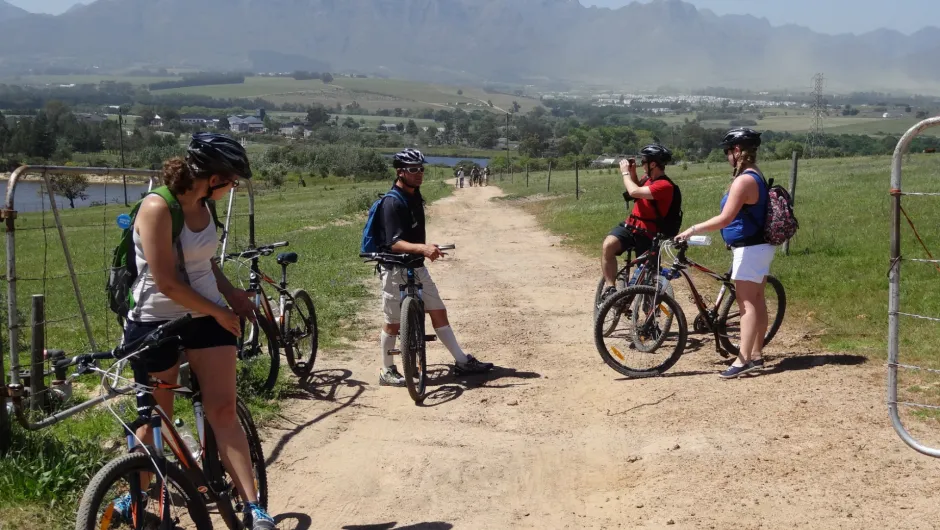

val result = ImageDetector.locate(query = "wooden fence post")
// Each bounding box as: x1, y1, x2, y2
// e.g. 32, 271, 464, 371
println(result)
783, 150, 799, 256
575, 161, 580, 200
547, 162, 552, 192
526, 164, 529, 187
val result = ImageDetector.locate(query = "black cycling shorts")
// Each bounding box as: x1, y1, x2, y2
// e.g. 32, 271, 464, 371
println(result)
123, 316, 237, 374
607, 223, 653, 257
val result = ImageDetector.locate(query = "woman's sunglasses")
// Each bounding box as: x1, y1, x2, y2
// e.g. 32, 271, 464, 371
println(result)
401, 167, 425, 174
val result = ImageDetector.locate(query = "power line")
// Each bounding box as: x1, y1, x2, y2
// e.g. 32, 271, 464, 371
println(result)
809, 73, 825, 158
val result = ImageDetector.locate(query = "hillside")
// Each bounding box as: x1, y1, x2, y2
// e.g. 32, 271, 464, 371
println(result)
1, 0, 939, 91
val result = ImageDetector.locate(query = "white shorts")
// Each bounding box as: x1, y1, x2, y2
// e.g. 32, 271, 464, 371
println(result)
731, 244, 776, 283
379, 266, 446, 324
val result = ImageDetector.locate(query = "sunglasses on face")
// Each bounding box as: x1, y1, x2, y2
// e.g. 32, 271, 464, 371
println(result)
402, 167, 425, 174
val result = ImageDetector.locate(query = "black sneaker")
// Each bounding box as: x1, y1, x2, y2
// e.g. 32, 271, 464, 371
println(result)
597, 286, 618, 309
752, 359, 766, 370
454, 355, 494, 375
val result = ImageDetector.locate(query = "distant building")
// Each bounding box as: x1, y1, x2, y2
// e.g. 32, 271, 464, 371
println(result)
180, 115, 217, 126
279, 123, 305, 136
151, 114, 164, 127
229, 115, 266, 133
379, 123, 400, 133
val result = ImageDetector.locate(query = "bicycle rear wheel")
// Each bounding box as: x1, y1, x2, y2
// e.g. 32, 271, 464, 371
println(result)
716, 275, 786, 358
75, 449, 212, 530
594, 285, 687, 378
237, 310, 281, 393
203, 398, 268, 511
399, 297, 427, 403
284, 289, 319, 378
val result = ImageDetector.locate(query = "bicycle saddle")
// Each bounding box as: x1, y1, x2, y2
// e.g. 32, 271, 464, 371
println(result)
277, 252, 299, 265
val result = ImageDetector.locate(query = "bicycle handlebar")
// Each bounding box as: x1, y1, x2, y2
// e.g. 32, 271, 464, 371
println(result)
359, 252, 426, 267
54, 314, 193, 371
224, 241, 289, 261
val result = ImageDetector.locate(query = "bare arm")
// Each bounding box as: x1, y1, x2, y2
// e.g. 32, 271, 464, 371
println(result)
136, 196, 228, 319
390, 240, 442, 261
620, 160, 655, 200
211, 259, 237, 298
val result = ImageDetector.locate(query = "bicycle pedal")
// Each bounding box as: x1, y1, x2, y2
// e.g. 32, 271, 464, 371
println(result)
388, 349, 401, 356
424, 335, 437, 342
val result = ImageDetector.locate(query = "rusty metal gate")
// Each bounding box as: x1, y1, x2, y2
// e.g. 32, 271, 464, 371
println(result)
888, 117, 940, 457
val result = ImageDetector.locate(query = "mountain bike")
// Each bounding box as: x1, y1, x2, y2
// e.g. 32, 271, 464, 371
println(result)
225, 241, 319, 392
594, 239, 786, 377
359, 246, 454, 404
594, 233, 676, 336
56, 315, 267, 530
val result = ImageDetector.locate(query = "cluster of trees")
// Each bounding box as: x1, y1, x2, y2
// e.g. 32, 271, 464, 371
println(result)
148, 73, 246, 91
259, 144, 389, 180
289, 71, 334, 83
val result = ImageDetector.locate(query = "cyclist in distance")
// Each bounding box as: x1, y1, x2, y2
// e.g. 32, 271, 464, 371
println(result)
375, 148, 494, 386
124, 133, 277, 529
676, 128, 773, 379
599, 144, 677, 305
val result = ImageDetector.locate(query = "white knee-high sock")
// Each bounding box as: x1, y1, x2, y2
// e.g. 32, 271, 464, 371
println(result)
435, 326, 469, 363
380, 332, 397, 369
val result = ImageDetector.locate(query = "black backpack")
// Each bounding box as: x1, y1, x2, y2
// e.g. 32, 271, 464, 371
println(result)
627, 176, 683, 238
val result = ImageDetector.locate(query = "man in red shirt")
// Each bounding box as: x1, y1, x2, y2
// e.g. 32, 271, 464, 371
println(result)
599, 144, 675, 303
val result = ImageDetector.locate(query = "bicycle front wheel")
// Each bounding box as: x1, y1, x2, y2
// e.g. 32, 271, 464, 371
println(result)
237, 311, 281, 393
284, 289, 319, 378
594, 285, 687, 378
75, 449, 212, 530
399, 297, 427, 403
716, 275, 786, 358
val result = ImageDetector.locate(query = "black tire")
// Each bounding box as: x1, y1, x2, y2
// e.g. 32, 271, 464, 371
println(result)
237, 309, 280, 393
716, 275, 787, 358
202, 399, 268, 511
594, 285, 687, 378
75, 450, 212, 530
284, 289, 319, 378
399, 297, 427, 404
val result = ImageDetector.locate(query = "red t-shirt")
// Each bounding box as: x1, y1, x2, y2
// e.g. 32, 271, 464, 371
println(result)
626, 177, 674, 235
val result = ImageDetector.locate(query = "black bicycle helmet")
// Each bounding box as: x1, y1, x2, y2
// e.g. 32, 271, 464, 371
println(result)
187, 132, 252, 179
392, 148, 426, 168
719, 128, 762, 150
639, 144, 673, 165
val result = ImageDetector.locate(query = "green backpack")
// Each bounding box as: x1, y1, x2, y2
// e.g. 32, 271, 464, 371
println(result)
107, 186, 187, 319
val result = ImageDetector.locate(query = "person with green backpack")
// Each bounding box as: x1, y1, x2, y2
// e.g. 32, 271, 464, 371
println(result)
111, 133, 277, 529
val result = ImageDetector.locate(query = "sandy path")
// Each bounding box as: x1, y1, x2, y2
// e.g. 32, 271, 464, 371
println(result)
261, 186, 940, 530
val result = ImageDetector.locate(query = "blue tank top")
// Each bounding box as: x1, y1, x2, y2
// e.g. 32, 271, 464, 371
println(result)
720, 170, 768, 247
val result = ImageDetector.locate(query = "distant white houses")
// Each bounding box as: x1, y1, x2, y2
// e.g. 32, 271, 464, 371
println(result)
180, 115, 219, 127
379, 123, 400, 133
278, 123, 305, 136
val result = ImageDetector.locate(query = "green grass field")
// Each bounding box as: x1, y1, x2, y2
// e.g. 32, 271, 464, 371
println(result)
0, 172, 452, 528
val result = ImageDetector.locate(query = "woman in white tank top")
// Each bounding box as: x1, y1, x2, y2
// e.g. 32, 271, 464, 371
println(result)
124, 133, 277, 529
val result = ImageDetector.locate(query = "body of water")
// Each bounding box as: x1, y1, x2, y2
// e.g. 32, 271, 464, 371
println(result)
0, 181, 151, 212
383, 154, 490, 167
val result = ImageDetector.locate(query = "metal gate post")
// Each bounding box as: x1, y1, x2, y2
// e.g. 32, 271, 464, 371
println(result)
4, 166, 161, 381
888, 117, 940, 458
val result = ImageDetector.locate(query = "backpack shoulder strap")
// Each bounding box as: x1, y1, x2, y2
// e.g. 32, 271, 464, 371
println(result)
148, 186, 185, 241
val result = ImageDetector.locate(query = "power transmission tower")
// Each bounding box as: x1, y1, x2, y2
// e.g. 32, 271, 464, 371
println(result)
809, 73, 825, 158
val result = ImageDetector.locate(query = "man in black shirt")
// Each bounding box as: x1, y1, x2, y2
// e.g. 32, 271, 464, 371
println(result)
376, 148, 494, 386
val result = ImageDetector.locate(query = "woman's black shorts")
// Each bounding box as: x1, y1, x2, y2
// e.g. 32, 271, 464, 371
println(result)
123, 316, 237, 374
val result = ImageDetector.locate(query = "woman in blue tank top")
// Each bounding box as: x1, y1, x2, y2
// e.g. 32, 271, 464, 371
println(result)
676, 128, 775, 379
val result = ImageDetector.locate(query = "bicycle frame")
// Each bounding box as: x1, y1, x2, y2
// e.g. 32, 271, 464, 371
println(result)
663, 244, 736, 353
243, 260, 296, 348
126, 374, 243, 530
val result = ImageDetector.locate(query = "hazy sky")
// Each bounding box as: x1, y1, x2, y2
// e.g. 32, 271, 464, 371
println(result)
10, 0, 940, 35
585, 0, 939, 35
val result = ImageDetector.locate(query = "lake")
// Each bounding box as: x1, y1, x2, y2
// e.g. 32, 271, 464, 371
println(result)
0, 181, 151, 212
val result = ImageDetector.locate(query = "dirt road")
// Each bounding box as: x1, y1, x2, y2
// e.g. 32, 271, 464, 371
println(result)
262, 186, 940, 529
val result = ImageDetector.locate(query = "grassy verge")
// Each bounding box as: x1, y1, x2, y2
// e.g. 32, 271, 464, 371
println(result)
0, 174, 452, 528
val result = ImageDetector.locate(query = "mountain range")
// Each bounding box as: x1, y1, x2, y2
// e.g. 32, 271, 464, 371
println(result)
1, 0, 940, 91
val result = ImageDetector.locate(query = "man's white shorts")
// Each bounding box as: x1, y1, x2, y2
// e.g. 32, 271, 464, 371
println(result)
379, 266, 446, 324
731, 244, 776, 283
